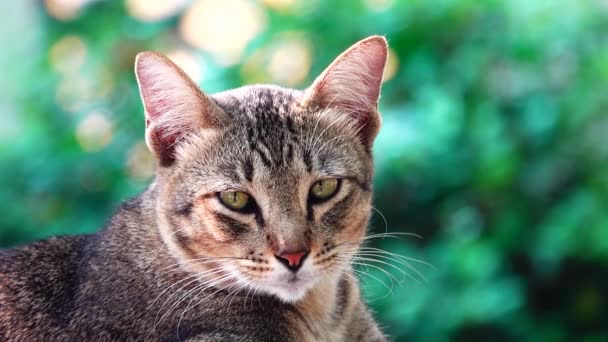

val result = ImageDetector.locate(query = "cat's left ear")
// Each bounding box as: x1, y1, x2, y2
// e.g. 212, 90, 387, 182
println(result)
302, 36, 388, 149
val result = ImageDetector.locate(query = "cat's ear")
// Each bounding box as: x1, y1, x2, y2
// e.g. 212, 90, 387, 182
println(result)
135, 51, 227, 166
302, 36, 388, 149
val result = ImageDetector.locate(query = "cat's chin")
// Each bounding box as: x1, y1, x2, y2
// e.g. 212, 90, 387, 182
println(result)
269, 280, 315, 303
261, 277, 318, 303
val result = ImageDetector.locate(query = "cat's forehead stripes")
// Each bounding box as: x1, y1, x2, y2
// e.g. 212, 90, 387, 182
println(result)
209, 86, 370, 185
212, 85, 300, 118
212, 85, 310, 172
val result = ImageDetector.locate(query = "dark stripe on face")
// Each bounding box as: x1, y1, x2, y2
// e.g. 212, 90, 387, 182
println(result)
306, 200, 314, 222
302, 149, 313, 172
321, 190, 355, 228
173, 202, 193, 216
174, 230, 190, 246
173, 230, 198, 257
243, 158, 254, 182
215, 212, 251, 237
254, 211, 265, 228
253, 146, 272, 167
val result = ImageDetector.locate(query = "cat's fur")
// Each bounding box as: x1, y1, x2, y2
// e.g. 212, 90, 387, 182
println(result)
0, 36, 389, 341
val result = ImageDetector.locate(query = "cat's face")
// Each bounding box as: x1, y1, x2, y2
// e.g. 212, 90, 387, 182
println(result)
135, 37, 387, 302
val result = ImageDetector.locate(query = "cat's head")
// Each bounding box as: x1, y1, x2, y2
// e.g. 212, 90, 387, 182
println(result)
135, 36, 387, 303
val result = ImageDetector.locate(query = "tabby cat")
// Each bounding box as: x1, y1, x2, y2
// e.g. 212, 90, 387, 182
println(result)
0, 36, 389, 341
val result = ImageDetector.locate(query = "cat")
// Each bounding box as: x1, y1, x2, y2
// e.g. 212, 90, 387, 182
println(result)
0, 36, 389, 341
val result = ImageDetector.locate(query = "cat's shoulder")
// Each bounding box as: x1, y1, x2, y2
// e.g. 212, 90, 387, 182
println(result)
0, 235, 89, 274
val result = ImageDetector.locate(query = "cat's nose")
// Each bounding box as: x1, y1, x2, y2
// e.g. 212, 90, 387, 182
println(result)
275, 250, 309, 272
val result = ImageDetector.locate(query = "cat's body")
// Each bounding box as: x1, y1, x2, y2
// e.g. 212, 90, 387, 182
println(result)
0, 37, 389, 341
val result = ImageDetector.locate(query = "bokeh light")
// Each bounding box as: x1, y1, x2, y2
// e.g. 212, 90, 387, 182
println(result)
125, 0, 189, 22
267, 35, 312, 86
55, 75, 95, 113
179, 0, 267, 65
49, 35, 87, 74
75, 111, 113, 151
383, 48, 399, 83
262, 0, 296, 12
44, 0, 93, 21
126, 141, 155, 180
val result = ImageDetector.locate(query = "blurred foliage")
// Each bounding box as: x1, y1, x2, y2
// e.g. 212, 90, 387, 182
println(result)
1, 0, 608, 341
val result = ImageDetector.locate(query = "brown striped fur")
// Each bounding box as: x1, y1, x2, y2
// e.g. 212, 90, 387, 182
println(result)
0, 36, 389, 341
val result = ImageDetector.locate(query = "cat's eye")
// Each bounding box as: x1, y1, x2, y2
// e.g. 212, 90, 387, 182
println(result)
219, 191, 251, 211
310, 178, 340, 202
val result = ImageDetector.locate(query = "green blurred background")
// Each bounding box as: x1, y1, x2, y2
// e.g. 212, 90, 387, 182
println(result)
1, 0, 607, 341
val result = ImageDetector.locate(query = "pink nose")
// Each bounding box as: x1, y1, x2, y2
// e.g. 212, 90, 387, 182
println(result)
275, 251, 309, 272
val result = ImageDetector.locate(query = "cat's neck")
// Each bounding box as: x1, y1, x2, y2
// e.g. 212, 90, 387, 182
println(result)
292, 270, 359, 340
101, 183, 180, 273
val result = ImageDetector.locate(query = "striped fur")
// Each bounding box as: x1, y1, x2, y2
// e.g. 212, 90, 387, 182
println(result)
0, 36, 389, 341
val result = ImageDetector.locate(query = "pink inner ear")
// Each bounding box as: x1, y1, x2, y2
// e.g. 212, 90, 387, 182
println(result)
137, 70, 171, 122
146, 98, 168, 120
136, 52, 206, 166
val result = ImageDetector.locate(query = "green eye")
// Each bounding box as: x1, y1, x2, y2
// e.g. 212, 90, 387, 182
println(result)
310, 178, 339, 201
219, 191, 250, 210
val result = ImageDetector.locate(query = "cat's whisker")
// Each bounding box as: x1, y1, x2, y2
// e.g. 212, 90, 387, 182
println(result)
330, 248, 422, 290
156, 255, 243, 275
185, 275, 241, 316
225, 279, 246, 311
353, 251, 428, 283
361, 232, 424, 240
176, 279, 225, 338
156, 258, 230, 277
331, 232, 423, 253
349, 257, 401, 288
356, 246, 435, 269
149, 266, 227, 310
178, 277, 244, 337
154, 268, 229, 326
244, 282, 255, 311
352, 255, 422, 285
147, 226, 193, 270
331, 259, 395, 298
336, 244, 431, 283
371, 206, 389, 235
171, 277, 233, 339
187, 275, 239, 314
146, 273, 205, 339
153, 272, 235, 336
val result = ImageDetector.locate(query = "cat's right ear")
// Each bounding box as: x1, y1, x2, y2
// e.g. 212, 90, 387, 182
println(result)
135, 52, 227, 167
